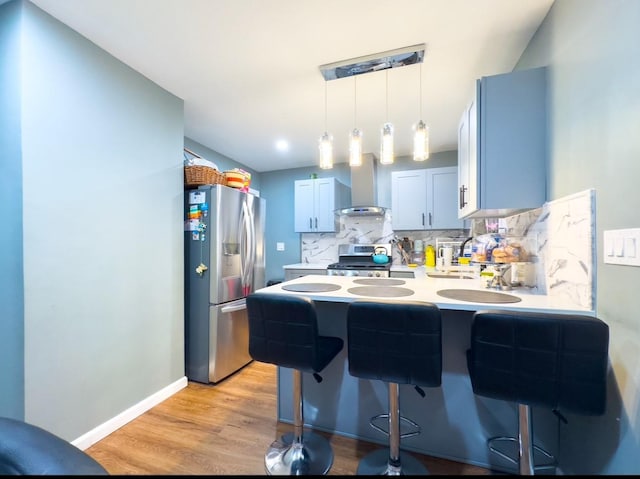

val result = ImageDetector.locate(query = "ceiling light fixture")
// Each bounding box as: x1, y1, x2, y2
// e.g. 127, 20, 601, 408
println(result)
349, 75, 362, 167
319, 44, 425, 81
319, 81, 333, 169
318, 43, 425, 165
413, 60, 429, 161
380, 70, 394, 165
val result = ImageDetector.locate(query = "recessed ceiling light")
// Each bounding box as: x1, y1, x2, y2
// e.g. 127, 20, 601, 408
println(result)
275, 139, 289, 152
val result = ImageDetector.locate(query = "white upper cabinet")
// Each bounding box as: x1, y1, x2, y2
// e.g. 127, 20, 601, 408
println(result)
458, 66, 547, 219
294, 177, 350, 232
391, 167, 464, 231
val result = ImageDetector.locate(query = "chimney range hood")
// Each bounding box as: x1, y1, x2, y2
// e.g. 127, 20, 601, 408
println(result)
338, 153, 386, 217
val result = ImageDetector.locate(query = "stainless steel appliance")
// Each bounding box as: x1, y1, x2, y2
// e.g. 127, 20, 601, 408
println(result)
184, 184, 265, 383
327, 243, 392, 277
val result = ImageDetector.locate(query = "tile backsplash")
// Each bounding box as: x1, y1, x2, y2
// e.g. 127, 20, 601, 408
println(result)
300, 209, 468, 264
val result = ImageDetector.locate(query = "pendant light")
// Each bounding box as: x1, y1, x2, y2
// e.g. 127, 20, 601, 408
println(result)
319, 81, 333, 169
413, 61, 429, 161
349, 75, 363, 167
380, 70, 394, 165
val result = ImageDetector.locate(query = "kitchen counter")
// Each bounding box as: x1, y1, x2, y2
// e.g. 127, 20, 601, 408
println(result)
282, 262, 332, 269
257, 270, 594, 315
255, 273, 593, 473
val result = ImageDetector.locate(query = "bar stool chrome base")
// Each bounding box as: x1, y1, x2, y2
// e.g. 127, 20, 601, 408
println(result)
488, 436, 556, 474
265, 431, 334, 475
356, 448, 427, 475
487, 404, 556, 475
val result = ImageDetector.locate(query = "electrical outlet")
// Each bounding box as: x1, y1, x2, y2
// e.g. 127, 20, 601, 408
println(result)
276, 242, 285, 251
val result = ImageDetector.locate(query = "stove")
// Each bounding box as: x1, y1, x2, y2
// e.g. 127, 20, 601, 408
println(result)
327, 243, 392, 277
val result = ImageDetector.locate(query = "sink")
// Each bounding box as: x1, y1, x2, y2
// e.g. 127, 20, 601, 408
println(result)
427, 273, 475, 280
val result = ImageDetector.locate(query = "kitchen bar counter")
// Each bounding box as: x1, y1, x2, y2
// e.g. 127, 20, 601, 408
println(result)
258, 272, 594, 315
254, 274, 592, 473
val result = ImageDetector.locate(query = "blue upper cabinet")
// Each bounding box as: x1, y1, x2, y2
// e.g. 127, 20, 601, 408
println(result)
458, 66, 547, 219
294, 177, 350, 232
391, 167, 464, 230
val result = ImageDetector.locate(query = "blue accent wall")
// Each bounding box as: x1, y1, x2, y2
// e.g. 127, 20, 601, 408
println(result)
0, 0, 24, 420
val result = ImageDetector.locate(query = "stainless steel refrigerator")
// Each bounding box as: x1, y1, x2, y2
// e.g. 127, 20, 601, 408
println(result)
184, 184, 265, 383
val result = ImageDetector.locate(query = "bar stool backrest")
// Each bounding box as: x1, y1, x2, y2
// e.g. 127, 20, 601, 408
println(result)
468, 310, 609, 415
246, 293, 342, 374
347, 300, 442, 387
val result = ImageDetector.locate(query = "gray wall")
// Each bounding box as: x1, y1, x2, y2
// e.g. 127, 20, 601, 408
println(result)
5, 0, 186, 441
517, 0, 640, 474
0, 0, 24, 419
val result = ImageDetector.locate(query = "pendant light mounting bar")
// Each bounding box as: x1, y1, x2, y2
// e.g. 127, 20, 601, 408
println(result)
319, 43, 426, 81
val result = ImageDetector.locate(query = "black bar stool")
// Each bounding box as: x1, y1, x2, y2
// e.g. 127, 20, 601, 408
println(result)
246, 293, 344, 475
0, 417, 108, 475
346, 300, 442, 475
467, 310, 609, 475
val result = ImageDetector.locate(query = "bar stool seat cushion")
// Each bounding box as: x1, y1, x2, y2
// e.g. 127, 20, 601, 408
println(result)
467, 310, 609, 415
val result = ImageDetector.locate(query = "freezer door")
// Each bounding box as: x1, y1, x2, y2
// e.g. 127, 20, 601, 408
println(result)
208, 299, 252, 383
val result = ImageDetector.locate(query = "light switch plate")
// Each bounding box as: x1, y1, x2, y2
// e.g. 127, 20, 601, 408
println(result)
276, 242, 285, 251
603, 228, 640, 266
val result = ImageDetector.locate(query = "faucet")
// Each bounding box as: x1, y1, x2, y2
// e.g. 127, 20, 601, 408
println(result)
459, 236, 473, 258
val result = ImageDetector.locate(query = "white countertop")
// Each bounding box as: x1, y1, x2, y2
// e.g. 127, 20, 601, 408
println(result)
256, 271, 594, 315
283, 263, 332, 269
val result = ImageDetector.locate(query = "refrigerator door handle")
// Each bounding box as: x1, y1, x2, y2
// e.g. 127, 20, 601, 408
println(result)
240, 200, 254, 296
221, 299, 247, 314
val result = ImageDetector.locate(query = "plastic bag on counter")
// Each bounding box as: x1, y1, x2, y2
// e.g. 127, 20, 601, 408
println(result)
470, 234, 528, 263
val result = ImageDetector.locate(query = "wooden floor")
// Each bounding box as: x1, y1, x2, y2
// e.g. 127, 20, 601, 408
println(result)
86, 361, 493, 475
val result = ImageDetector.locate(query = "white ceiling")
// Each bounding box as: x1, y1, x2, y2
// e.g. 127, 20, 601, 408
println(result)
29, 0, 554, 173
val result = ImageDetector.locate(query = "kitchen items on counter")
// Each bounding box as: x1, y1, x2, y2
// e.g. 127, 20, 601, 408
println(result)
438, 246, 453, 269
470, 234, 528, 264
425, 244, 436, 267
372, 246, 390, 264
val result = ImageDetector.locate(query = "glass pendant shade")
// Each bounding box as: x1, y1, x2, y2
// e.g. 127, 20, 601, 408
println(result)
318, 132, 333, 169
380, 122, 394, 165
349, 128, 363, 166
413, 120, 429, 161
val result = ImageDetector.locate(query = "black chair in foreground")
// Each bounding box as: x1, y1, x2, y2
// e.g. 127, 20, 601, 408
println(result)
246, 293, 344, 475
346, 300, 442, 475
467, 310, 609, 475
0, 416, 108, 475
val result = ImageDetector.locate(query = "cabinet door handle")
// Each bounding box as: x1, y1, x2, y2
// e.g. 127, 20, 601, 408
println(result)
460, 185, 468, 208
309, 218, 312, 229
314, 217, 318, 229
429, 212, 432, 226
422, 213, 425, 226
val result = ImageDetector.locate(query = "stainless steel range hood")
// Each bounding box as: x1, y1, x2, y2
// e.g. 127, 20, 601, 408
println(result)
338, 153, 386, 217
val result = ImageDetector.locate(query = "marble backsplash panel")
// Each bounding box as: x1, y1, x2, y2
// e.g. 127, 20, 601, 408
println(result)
473, 188, 595, 310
